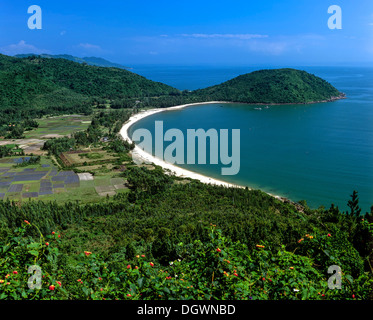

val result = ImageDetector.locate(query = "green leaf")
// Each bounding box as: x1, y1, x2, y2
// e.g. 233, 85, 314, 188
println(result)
345, 275, 354, 284
28, 250, 39, 257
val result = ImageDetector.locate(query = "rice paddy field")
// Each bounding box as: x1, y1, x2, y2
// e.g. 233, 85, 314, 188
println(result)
24, 115, 91, 139
0, 156, 128, 203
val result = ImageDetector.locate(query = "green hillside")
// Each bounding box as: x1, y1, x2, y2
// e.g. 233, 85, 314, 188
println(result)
14, 54, 129, 69
191, 68, 343, 104
0, 54, 179, 124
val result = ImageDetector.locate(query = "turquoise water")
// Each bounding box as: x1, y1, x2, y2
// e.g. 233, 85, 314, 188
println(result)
129, 66, 373, 213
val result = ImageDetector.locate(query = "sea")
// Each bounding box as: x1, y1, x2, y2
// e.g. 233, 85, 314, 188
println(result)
128, 65, 373, 213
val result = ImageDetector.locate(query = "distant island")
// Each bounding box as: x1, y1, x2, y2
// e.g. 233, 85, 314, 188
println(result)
191, 68, 345, 104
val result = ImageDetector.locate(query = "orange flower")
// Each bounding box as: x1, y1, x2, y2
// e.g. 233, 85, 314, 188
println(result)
298, 238, 304, 243
256, 244, 265, 248
84, 251, 92, 256
52, 231, 55, 235
24, 220, 30, 225
141, 254, 145, 258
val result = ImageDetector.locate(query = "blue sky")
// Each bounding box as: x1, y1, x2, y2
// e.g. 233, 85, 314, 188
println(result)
0, 0, 372, 66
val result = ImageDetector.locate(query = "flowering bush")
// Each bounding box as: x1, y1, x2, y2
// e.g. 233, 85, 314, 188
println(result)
0, 222, 372, 300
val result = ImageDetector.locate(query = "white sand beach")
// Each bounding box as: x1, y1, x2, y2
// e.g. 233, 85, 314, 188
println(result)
119, 101, 245, 188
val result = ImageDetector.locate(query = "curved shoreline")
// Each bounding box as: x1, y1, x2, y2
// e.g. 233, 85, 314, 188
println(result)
119, 101, 305, 210
119, 101, 244, 188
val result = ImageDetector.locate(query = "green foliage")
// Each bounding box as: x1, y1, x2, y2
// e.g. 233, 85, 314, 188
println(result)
191, 68, 342, 104
347, 190, 362, 218
0, 54, 179, 125
0, 222, 371, 300
42, 137, 76, 156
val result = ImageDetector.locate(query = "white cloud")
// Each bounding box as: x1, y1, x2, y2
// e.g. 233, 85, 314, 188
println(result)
180, 33, 269, 40
0, 40, 49, 56
78, 43, 102, 50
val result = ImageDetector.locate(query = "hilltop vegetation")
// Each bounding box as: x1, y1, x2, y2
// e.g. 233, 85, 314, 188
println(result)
0, 54, 179, 126
191, 68, 343, 104
0, 167, 372, 300
14, 54, 129, 69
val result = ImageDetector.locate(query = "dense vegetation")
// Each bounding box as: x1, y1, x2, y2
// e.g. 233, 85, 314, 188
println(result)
0, 54, 179, 126
0, 166, 372, 300
191, 68, 343, 104
15, 54, 129, 69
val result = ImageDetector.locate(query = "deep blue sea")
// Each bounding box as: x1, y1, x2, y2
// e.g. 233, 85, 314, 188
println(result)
129, 65, 373, 213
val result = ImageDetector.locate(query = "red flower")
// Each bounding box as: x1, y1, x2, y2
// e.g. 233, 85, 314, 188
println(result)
127, 294, 131, 297
135, 266, 139, 269
56, 281, 62, 287
127, 265, 131, 269
24, 220, 30, 225
352, 294, 355, 299
216, 248, 221, 253
58, 234, 61, 238
49, 285, 55, 291
84, 251, 92, 256
52, 231, 55, 235
262, 277, 265, 281
327, 234, 331, 237
150, 262, 154, 267
234, 273, 238, 277
141, 254, 145, 258
45, 242, 49, 246
13, 271, 18, 275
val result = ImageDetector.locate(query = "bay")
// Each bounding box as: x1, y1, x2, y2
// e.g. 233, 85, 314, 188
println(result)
129, 66, 373, 213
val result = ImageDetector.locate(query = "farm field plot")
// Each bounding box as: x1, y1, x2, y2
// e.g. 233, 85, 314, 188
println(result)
60, 149, 118, 167
24, 115, 91, 139
0, 156, 128, 203
0, 140, 45, 155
